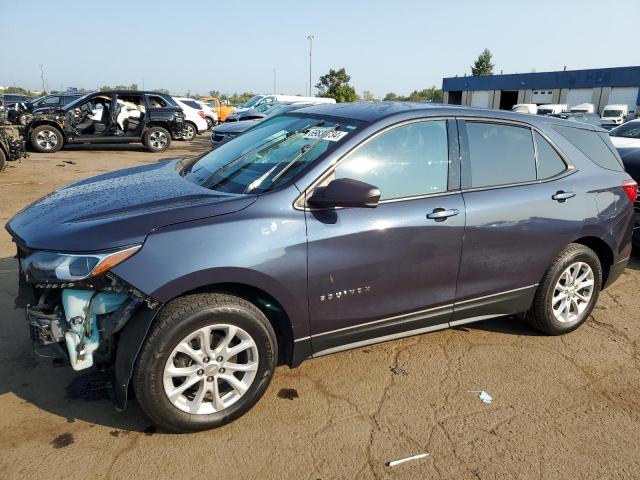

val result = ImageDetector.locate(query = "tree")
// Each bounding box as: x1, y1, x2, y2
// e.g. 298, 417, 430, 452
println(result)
360, 90, 377, 101
315, 68, 357, 103
384, 92, 399, 101
153, 88, 171, 94
471, 49, 494, 76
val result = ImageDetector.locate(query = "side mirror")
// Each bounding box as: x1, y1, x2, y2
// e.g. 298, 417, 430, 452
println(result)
308, 178, 381, 209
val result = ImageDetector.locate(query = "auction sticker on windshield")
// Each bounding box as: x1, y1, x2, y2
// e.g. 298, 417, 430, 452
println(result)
304, 128, 348, 142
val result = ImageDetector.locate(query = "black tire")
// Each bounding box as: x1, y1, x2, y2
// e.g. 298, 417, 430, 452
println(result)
132, 293, 278, 432
205, 117, 214, 129
30, 125, 63, 153
0, 148, 6, 172
180, 122, 197, 141
527, 243, 602, 335
144, 126, 171, 152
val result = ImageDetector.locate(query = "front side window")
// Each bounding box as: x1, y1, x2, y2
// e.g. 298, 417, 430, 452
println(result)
334, 120, 449, 200
465, 122, 536, 188
534, 132, 566, 179
182, 114, 360, 194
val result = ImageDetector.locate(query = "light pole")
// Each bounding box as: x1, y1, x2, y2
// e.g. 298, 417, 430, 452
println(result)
273, 68, 277, 94
306, 35, 314, 96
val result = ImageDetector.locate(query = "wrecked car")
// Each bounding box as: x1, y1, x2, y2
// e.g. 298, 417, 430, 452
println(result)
7, 103, 634, 432
0, 127, 28, 171
24, 91, 186, 153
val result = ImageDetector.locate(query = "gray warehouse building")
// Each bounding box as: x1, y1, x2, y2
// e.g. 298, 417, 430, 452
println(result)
442, 66, 640, 115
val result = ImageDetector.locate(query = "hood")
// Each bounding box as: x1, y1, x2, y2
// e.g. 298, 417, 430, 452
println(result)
6, 160, 256, 252
213, 119, 259, 134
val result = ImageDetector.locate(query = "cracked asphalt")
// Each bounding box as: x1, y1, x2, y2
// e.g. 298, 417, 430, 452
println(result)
1, 134, 640, 479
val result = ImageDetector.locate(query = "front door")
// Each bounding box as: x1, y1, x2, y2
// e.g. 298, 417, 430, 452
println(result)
67, 93, 114, 138
305, 119, 466, 354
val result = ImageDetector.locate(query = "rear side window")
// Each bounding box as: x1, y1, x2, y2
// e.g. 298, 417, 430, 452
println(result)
534, 132, 566, 179
554, 125, 624, 171
465, 122, 536, 188
147, 95, 168, 108
180, 100, 202, 109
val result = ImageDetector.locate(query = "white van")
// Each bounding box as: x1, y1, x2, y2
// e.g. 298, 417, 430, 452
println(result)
235, 94, 335, 113
601, 104, 629, 127
569, 103, 594, 114
511, 104, 538, 114
537, 104, 568, 115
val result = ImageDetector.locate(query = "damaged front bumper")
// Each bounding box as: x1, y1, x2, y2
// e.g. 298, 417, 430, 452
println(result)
24, 272, 154, 371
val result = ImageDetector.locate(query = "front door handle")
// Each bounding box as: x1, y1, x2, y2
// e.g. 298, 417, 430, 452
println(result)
552, 191, 576, 202
427, 208, 459, 222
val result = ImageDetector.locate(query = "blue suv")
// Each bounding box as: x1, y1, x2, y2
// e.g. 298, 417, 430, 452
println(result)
7, 103, 635, 432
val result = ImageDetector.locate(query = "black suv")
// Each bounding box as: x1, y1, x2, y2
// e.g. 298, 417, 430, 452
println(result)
25, 91, 186, 153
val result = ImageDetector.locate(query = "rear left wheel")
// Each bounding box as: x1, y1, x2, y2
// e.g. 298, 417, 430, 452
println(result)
144, 127, 171, 152
527, 243, 602, 335
133, 293, 277, 432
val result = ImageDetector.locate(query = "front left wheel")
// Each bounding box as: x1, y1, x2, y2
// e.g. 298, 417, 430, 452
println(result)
133, 293, 278, 432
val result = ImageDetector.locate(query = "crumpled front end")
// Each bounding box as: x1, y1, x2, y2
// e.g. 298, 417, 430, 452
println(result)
18, 243, 158, 373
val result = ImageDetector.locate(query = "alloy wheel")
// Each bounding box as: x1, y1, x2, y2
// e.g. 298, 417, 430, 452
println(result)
149, 130, 167, 149
162, 324, 259, 415
552, 261, 594, 323
35, 129, 58, 150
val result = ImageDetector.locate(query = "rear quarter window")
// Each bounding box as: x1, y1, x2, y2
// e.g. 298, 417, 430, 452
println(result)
554, 125, 624, 171
180, 100, 202, 109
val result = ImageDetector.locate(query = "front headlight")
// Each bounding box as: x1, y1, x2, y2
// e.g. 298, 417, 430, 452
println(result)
21, 245, 141, 283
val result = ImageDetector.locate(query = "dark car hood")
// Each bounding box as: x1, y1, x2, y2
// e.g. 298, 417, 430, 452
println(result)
6, 160, 256, 252
213, 119, 259, 134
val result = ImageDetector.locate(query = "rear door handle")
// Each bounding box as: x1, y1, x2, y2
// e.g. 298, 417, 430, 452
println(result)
427, 208, 459, 222
552, 191, 576, 202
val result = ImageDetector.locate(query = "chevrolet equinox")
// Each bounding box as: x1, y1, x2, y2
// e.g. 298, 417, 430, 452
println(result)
7, 103, 635, 432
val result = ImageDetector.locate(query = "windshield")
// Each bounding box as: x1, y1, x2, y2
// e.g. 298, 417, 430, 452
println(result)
610, 122, 640, 138
240, 95, 265, 108
603, 110, 623, 118
64, 93, 94, 110
182, 114, 359, 194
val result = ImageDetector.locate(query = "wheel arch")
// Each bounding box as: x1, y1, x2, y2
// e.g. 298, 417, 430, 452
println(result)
572, 236, 614, 285
27, 120, 64, 138
175, 282, 295, 368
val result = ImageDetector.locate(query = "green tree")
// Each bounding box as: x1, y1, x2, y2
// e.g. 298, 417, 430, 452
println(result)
384, 92, 399, 101
153, 88, 171, 94
471, 49, 494, 76
360, 90, 377, 101
315, 68, 357, 103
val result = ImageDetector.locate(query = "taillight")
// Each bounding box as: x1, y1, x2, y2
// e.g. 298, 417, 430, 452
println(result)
622, 179, 638, 203
198, 110, 205, 119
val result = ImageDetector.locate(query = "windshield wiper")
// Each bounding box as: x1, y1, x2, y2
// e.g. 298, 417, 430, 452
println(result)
270, 124, 340, 184
201, 120, 326, 189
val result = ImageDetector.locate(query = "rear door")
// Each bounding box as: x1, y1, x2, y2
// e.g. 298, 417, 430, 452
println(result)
305, 119, 466, 353
454, 119, 575, 324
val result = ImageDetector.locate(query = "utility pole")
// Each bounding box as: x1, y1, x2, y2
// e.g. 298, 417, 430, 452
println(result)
306, 35, 314, 96
39, 64, 46, 94
273, 68, 277, 94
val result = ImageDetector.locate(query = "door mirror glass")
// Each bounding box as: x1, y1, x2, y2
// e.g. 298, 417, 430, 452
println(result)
308, 178, 380, 209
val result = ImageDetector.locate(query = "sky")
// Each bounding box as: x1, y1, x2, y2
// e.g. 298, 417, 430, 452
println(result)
1, 0, 638, 98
